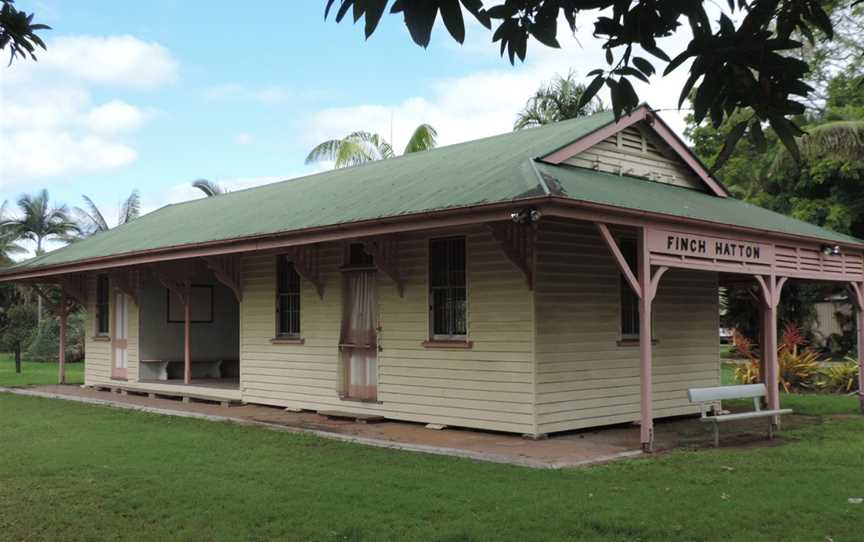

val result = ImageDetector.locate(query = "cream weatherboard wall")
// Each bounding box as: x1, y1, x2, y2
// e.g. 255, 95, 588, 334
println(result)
83, 274, 140, 387
79, 221, 718, 436
533, 219, 720, 434
239, 225, 537, 435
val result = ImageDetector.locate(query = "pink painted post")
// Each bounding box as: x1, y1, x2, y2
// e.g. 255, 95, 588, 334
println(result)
858, 305, 864, 414
765, 300, 780, 413
638, 227, 654, 452
58, 290, 67, 385
850, 282, 864, 413
184, 288, 191, 385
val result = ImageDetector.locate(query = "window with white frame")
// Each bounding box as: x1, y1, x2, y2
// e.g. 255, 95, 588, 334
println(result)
429, 237, 467, 339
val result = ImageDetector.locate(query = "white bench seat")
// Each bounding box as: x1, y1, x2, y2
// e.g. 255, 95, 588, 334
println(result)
688, 383, 793, 446
700, 409, 792, 423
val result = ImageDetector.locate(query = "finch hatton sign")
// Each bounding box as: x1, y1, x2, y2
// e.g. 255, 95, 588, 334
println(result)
647, 230, 773, 264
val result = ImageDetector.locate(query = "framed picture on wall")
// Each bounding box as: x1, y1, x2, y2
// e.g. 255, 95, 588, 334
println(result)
167, 285, 214, 323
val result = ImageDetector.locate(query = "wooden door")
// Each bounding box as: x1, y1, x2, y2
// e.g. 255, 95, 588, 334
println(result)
340, 270, 378, 401
111, 292, 128, 380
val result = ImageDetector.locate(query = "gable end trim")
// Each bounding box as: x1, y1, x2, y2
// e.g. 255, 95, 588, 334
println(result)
540, 105, 730, 199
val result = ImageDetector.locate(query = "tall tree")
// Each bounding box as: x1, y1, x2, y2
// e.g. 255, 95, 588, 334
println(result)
0, 201, 25, 266
74, 190, 141, 236
325, 0, 853, 161
0, 0, 49, 65
514, 70, 606, 130
8, 189, 78, 255
6, 190, 77, 324
191, 179, 228, 197
305, 124, 437, 169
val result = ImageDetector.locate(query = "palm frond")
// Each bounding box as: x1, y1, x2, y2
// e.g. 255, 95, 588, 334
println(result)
305, 139, 346, 165
770, 121, 864, 174
514, 69, 606, 131
76, 195, 109, 232
118, 190, 141, 224
403, 124, 438, 154
192, 179, 226, 197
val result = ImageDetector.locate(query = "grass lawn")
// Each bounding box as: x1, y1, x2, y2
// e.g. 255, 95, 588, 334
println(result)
0, 353, 84, 387
2, 390, 864, 541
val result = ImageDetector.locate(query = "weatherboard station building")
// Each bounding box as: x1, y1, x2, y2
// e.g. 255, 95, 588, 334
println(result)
4, 106, 863, 451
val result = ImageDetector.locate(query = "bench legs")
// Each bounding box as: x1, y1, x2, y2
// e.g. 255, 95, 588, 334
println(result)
714, 423, 720, 448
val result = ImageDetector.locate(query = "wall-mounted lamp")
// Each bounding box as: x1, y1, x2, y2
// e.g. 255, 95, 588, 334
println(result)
821, 244, 841, 257
510, 208, 542, 224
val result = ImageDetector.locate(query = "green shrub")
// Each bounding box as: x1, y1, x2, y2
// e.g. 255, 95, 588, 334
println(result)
25, 311, 86, 363
820, 359, 860, 394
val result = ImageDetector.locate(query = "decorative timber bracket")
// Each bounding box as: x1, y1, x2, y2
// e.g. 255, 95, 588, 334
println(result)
203, 255, 243, 303
151, 262, 193, 305
57, 274, 87, 307
486, 221, 536, 289
286, 244, 324, 300
595, 223, 668, 302
31, 283, 77, 317
363, 235, 404, 297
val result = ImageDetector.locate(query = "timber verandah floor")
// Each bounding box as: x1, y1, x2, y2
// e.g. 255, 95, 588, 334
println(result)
91, 378, 242, 403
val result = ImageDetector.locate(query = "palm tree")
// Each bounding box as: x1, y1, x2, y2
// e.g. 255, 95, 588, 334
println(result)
0, 202, 25, 267
191, 179, 228, 197
8, 189, 79, 255
6, 190, 78, 323
305, 123, 437, 169
770, 121, 864, 174
74, 190, 141, 236
514, 70, 607, 131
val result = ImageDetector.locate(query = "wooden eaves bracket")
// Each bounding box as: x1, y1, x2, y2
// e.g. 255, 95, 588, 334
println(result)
286, 244, 324, 300
486, 221, 536, 289
203, 255, 243, 303
363, 235, 404, 297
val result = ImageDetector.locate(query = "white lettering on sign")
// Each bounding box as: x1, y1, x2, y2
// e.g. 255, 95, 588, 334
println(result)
648, 230, 773, 264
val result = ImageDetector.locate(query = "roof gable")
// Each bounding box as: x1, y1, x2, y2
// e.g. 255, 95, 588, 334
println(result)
541, 105, 730, 198
560, 122, 705, 191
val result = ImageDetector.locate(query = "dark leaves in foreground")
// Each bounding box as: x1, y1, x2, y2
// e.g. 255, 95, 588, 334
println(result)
324, 0, 843, 167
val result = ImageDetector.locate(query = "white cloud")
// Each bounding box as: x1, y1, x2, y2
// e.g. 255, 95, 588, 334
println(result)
0, 34, 176, 185
304, 13, 696, 150
0, 130, 137, 179
38, 35, 178, 88
86, 100, 150, 134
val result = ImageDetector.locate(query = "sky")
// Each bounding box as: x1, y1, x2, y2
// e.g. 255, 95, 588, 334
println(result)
0, 1, 698, 254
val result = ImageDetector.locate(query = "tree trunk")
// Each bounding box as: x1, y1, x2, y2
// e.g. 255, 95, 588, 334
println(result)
14, 344, 21, 374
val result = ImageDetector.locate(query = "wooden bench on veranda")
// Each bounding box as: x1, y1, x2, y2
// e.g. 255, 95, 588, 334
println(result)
687, 383, 793, 447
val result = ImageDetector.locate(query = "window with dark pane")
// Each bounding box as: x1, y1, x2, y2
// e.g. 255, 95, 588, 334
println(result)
429, 237, 467, 338
347, 243, 374, 267
96, 275, 110, 335
619, 238, 640, 338
276, 257, 301, 336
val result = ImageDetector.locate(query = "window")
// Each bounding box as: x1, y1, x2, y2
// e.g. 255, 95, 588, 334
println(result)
429, 237, 467, 338
276, 257, 301, 336
346, 243, 374, 267
95, 275, 110, 335
619, 238, 640, 339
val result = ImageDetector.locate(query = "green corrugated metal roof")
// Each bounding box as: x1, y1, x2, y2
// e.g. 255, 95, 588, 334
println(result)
535, 162, 862, 245
5, 109, 861, 275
